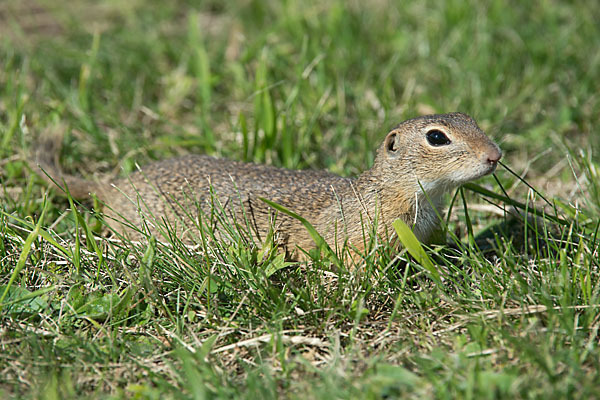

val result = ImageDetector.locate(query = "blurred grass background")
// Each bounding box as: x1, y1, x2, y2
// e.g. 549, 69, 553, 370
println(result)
1, 0, 600, 398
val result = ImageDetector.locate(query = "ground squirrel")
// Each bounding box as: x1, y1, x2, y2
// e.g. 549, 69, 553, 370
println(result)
36, 113, 501, 259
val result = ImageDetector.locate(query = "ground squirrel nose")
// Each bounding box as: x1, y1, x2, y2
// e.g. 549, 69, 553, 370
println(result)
487, 147, 502, 165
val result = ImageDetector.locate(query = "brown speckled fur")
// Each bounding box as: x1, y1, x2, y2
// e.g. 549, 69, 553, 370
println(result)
35, 113, 501, 260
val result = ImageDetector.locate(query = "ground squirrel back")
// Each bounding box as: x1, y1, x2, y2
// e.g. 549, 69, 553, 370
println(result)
36, 112, 501, 259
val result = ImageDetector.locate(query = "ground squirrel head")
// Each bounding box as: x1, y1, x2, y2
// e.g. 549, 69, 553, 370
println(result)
374, 112, 501, 196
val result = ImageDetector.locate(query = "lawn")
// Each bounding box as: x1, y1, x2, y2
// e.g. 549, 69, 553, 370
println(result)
1, 0, 599, 398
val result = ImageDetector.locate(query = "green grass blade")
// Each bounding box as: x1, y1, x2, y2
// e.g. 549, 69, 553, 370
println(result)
392, 218, 440, 283
0, 197, 48, 308
258, 197, 342, 265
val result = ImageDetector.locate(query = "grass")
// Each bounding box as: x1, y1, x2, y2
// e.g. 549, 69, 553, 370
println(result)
1, 0, 600, 398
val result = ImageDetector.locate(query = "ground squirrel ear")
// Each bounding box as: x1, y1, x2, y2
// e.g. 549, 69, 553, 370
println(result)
385, 131, 400, 155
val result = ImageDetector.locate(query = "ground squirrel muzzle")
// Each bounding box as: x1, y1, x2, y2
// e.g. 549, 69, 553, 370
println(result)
36, 112, 501, 259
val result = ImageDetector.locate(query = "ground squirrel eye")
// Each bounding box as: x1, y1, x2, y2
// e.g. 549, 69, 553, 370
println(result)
426, 129, 451, 146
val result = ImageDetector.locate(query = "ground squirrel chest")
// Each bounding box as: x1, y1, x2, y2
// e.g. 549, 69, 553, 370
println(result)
39, 112, 502, 259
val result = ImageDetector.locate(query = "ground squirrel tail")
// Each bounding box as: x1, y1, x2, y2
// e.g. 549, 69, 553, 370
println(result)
34, 128, 103, 199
